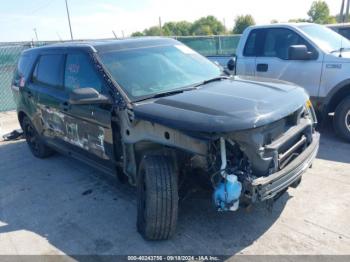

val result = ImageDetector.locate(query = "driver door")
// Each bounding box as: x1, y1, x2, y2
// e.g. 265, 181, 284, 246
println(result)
61, 51, 115, 172
254, 28, 323, 97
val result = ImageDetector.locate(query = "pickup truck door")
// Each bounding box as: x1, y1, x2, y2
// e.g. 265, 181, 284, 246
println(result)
252, 28, 323, 97
235, 29, 259, 76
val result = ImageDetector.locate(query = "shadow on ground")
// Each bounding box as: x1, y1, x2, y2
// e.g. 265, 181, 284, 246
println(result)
316, 118, 350, 164
0, 121, 348, 256
0, 140, 289, 255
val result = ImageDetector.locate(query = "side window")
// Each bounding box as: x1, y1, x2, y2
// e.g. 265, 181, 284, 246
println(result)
262, 28, 314, 60
64, 53, 102, 92
243, 30, 257, 56
33, 54, 64, 87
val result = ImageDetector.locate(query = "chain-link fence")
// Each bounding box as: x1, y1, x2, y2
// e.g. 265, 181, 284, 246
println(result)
176, 35, 241, 56
0, 43, 29, 112
0, 35, 240, 112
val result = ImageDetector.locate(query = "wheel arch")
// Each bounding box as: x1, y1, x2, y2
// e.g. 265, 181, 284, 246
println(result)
324, 80, 350, 114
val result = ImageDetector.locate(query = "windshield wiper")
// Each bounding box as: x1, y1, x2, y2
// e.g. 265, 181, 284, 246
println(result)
134, 87, 197, 102
195, 76, 230, 87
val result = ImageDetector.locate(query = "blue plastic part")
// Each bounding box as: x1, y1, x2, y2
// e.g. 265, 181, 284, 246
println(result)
214, 175, 242, 211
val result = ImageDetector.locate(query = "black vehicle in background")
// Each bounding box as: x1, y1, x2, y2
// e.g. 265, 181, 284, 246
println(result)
328, 23, 350, 39
11, 38, 319, 240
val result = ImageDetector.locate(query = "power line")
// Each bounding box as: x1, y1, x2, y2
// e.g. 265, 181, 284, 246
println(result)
0, 0, 57, 24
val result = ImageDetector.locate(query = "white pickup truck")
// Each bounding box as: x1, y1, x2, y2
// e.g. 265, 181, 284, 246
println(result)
216, 23, 350, 142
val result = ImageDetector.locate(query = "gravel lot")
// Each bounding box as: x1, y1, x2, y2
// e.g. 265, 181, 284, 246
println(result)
0, 111, 349, 256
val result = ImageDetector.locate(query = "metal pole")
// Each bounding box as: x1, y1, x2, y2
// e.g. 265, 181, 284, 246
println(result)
65, 0, 73, 40
159, 16, 162, 36
340, 0, 345, 22
33, 28, 38, 41
346, 0, 350, 23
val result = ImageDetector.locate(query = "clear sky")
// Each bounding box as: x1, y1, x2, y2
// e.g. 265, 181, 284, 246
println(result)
0, 0, 342, 42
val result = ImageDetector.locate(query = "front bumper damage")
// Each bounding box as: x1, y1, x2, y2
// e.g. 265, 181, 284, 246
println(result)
250, 132, 320, 202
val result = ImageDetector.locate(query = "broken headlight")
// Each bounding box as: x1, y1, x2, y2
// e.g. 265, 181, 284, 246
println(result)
304, 99, 317, 125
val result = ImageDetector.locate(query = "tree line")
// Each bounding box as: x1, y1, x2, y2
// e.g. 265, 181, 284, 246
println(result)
131, 0, 339, 37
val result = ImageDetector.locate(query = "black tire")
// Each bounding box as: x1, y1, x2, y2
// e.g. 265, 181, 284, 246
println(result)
333, 97, 350, 142
137, 155, 178, 240
22, 116, 54, 158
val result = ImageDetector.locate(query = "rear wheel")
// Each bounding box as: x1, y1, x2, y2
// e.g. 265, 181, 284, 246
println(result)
22, 116, 54, 158
333, 97, 350, 142
137, 155, 178, 240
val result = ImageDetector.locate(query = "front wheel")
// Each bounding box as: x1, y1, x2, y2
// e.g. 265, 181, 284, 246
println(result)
137, 155, 178, 240
334, 97, 350, 142
22, 116, 54, 158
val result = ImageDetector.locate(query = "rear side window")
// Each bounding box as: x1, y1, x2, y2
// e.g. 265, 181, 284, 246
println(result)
13, 55, 32, 86
33, 54, 64, 88
243, 30, 258, 56
64, 53, 102, 92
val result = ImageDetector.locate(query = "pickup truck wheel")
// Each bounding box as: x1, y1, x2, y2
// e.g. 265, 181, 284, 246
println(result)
334, 97, 350, 142
22, 116, 54, 158
137, 155, 178, 240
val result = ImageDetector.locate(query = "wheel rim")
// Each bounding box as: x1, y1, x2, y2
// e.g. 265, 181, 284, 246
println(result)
25, 122, 40, 155
346, 110, 350, 132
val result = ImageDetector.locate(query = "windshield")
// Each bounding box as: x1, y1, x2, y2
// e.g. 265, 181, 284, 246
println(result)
299, 24, 350, 53
98, 44, 221, 101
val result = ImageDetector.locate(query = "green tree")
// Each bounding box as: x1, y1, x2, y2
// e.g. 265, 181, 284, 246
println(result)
232, 15, 255, 34
307, 0, 334, 24
162, 21, 192, 36
131, 31, 144, 37
143, 26, 162, 36
190, 16, 225, 35
288, 18, 309, 23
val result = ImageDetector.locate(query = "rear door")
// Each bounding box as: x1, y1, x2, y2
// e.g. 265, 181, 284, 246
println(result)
29, 52, 67, 139
253, 28, 322, 97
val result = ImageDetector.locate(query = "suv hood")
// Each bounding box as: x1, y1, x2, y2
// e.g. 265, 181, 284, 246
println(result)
133, 76, 309, 133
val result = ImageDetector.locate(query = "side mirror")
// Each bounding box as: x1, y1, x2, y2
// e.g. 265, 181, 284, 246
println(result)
69, 88, 111, 105
227, 57, 236, 71
288, 45, 312, 60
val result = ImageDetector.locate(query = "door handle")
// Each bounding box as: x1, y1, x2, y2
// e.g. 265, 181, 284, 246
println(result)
60, 102, 70, 111
257, 63, 269, 72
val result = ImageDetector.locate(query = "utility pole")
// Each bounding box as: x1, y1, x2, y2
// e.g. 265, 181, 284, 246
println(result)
340, 0, 350, 23
340, 0, 345, 22
33, 28, 38, 41
65, 0, 74, 40
159, 16, 162, 36
346, 0, 350, 23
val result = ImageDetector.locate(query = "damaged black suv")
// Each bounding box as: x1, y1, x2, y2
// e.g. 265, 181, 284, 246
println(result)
12, 38, 320, 240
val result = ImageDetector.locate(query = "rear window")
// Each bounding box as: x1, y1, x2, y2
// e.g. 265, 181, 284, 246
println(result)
33, 54, 64, 88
